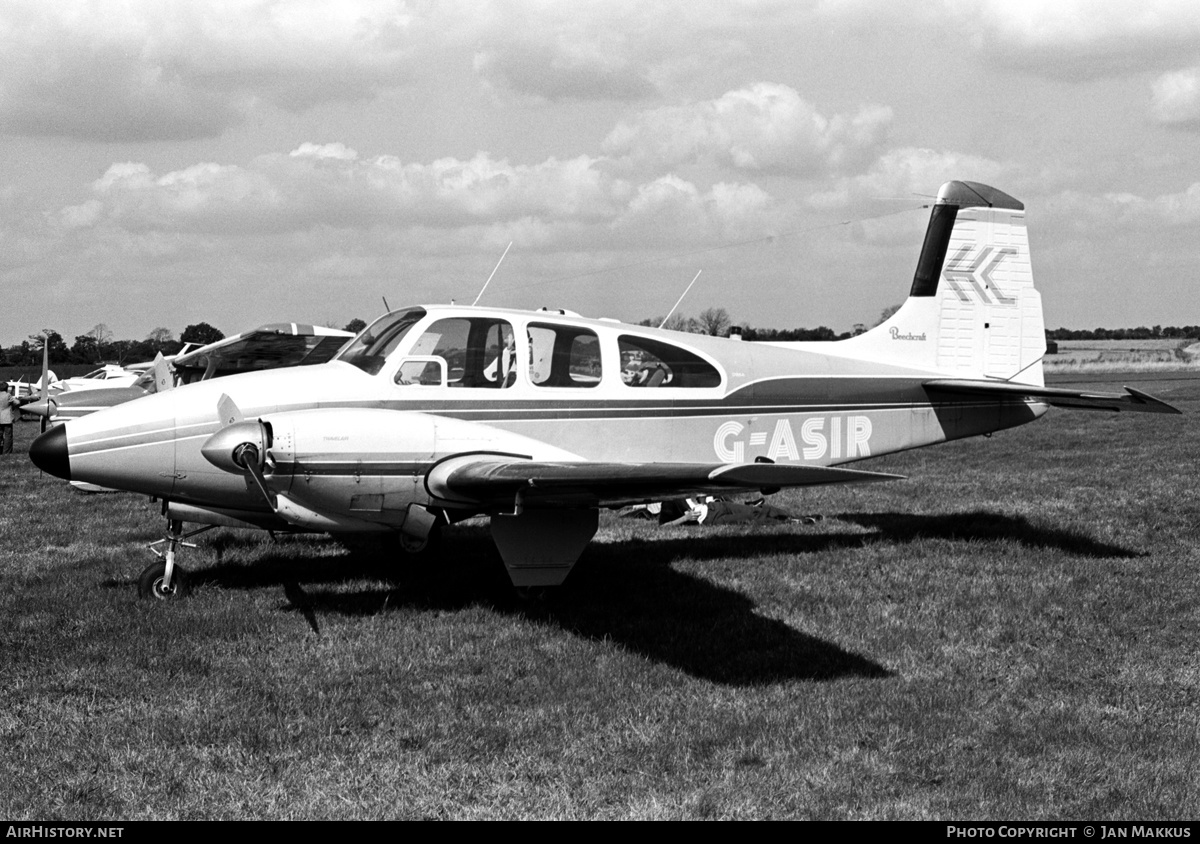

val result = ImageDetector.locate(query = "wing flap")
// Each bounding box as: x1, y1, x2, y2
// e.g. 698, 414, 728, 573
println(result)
925, 379, 1181, 414
438, 459, 902, 508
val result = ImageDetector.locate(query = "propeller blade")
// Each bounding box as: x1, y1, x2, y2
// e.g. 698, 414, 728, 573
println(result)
151, 353, 174, 394
39, 334, 49, 402
240, 453, 277, 511
216, 393, 243, 427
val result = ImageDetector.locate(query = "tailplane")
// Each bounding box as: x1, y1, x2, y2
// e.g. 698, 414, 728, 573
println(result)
838, 180, 1045, 383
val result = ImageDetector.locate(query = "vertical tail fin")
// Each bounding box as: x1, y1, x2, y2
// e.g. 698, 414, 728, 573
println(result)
845, 180, 1045, 383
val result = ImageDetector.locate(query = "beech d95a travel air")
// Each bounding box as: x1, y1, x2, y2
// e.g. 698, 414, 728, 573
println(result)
30, 181, 1179, 599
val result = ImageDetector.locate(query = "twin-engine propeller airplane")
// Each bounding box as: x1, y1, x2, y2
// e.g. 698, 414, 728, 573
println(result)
30, 181, 1179, 600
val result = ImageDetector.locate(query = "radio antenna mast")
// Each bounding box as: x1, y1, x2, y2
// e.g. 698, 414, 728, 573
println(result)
659, 270, 702, 329
472, 241, 513, 306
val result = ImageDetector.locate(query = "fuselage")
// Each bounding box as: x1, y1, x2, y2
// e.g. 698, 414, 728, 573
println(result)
32, 304, 1046, 524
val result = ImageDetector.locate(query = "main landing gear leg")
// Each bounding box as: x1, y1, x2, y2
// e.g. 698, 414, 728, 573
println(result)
140, 519, 214, 601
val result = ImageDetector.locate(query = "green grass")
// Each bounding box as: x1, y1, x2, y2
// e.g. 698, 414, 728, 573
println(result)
1, 372, 1198, 819
1045, 339, 1200, 372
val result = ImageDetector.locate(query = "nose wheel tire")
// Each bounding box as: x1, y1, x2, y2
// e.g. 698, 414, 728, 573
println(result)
138, 562, 191, 601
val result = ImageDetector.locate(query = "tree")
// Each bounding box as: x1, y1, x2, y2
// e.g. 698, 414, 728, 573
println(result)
71, 334, 100, 363
146, 327, 174, 345
696, 307, 731, 337
874, 303, 902, 327
180, 322, 225, 346
107, 339, 142, 364
7, 341, 33, 366
659, 313, 700, 333
343, 318, 367, 334
30, 330, 70, 363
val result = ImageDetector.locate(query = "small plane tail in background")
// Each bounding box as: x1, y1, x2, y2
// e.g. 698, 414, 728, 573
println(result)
833, 180, 1046, 384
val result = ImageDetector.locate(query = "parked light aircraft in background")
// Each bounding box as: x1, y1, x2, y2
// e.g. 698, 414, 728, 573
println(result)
30, 181, 1179, 600
53, 363, 148, 393
24, 324, 353, 424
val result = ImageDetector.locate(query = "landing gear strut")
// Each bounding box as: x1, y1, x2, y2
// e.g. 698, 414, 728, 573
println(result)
140, 519, 213, 601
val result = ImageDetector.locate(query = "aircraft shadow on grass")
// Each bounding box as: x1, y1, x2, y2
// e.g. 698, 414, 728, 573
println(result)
149, 528, 887, 686
119, 507, 1136, 684
835, 510, 1140, 559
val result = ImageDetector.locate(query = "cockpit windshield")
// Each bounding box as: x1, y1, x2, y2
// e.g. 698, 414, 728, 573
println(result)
336, 308, 427, 375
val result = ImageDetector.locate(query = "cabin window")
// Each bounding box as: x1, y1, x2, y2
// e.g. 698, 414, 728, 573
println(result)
337, 307, 426, 375
397, 317, 516, 388
528, 323, 601, 388
618, 335, 721, 388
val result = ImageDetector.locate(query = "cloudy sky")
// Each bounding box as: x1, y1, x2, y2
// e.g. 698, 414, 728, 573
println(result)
3, 0, 1199, 345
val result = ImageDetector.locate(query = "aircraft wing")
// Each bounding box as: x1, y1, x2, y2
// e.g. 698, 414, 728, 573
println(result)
924, 379, 1181, 414
436, 459, 903, 509
173, 324, 354, 383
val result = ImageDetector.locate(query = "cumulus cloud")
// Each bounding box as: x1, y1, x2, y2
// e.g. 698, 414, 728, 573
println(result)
0, 0, 419, 141
945, 0, 1200, 77
0, 1, 821, 139
609, 176, 780, 244
1101, 183, 1200, 225
290, 143, 360, 161
603, 84, 891, 176
60, 160, 283, 233
1152, 67, 1200, 125
473, 41, 656, 103
804, 147, 1010, 210
53, 142, 791, 248
466, 0, 794, 102
1033, 183, 1200, 250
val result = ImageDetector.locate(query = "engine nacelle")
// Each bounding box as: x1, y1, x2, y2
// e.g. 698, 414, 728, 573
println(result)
243, 408, 580, 528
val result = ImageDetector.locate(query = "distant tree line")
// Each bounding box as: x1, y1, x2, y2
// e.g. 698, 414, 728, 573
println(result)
0, 322, 228, 368
0, 319, 374, 369
5, 314, 1198, 368
1045, 326, 1200, 341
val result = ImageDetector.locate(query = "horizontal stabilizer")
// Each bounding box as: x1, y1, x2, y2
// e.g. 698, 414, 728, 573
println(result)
925, 379, 1181, 414
440, 459, 902, 508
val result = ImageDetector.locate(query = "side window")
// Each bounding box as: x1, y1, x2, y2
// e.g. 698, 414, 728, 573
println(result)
396, 317, 515, 388
396, 357, 445, 386
528, 323, 601, 388
619, 335, 721, 388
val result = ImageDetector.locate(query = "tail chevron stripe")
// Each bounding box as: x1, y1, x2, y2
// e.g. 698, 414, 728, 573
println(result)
943, 245, 1018, 305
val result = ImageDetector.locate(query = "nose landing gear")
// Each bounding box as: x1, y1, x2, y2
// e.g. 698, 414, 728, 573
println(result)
139, 518, 213, 601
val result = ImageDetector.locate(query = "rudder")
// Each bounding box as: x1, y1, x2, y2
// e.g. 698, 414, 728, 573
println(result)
845, 180, 1045, 383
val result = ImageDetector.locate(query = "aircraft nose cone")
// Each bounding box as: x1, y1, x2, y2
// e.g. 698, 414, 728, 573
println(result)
29, 425, 70, 480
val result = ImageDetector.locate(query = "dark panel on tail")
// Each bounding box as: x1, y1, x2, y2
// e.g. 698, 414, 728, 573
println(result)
908, 180, 1025, 298
909, 203, 958, 297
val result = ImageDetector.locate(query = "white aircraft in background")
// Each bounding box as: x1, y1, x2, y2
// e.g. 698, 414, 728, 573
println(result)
24, 324, 353, 424
52, 363, 147, 393
29, 181, 1179, 600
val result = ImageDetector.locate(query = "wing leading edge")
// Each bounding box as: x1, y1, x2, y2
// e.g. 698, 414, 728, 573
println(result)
925, 379, 1181, 414
436, 459, 903, 509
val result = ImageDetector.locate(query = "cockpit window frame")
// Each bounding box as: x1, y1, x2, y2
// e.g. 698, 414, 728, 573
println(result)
336, 307, 428, 375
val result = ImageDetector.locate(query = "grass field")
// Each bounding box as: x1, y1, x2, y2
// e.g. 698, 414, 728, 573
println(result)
2, 373, 1198, 819
1045, 339, 1200, 372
